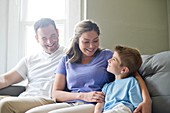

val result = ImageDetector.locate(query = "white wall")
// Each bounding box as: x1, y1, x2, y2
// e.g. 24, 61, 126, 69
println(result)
0, 0, 8, 74
0, 0, 21, 74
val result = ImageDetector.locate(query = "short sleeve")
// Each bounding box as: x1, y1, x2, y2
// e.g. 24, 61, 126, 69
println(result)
129, 79, 143, 107
54, 56, 67, 76
12, 57, 28, 79
102, 83, 109, 94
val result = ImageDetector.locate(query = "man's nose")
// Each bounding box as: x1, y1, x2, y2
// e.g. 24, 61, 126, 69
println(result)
46, 38, 53, 44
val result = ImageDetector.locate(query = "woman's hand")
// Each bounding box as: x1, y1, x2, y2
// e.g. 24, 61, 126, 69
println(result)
80, 91, 105, 103
134, 101, 152, 113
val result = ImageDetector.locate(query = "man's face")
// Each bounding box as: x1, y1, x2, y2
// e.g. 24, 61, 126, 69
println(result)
35, 25, 59, 54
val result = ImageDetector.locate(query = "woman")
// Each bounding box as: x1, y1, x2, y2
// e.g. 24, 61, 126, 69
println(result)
26, 20, 151, 113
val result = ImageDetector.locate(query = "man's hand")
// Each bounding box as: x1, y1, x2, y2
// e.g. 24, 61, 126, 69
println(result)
134, 101, 152, 113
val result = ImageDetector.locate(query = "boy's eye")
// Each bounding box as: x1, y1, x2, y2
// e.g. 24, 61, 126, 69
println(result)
112, 57, 118, 63
112, 58, 116, 61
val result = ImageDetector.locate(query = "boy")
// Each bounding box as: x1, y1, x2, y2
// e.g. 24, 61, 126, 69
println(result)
94, 45, 143, 113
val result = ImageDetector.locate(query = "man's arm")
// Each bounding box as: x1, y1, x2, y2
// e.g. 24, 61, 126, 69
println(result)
134, 72, 152, 113
0, 71, 24, 89
94, 102, 104, 113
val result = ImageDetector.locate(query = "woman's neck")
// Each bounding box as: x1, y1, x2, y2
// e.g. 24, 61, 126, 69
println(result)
81, 56, 94, 64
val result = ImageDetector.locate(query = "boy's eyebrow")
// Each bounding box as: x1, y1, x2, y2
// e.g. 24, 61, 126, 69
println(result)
112, 56, 121, 64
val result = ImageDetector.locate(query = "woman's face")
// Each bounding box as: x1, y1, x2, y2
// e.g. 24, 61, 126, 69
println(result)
79, 30, 99, 58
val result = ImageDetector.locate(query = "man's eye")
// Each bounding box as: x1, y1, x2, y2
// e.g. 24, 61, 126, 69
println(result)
42, 37, 47, 40
51, 34, 57, 38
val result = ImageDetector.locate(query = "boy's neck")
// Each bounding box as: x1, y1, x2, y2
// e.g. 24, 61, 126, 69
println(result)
115, 74, 128, 80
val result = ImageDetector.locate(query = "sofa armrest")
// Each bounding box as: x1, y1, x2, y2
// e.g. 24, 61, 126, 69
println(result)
0, 85, 26, 96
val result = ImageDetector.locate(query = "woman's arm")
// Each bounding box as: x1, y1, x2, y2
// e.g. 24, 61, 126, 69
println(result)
134, 72, 152, 113
94, 102, 104, 113
51, 74, 105, 103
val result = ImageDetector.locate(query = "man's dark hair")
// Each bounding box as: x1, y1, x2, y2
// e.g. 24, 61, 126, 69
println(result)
34, 18, 56, 33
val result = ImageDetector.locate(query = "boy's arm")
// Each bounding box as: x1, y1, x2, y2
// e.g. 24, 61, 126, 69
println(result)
94, 102, 104, 113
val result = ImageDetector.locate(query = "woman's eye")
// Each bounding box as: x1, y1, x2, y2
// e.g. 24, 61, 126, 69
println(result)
93, 40, 98, 43
83, 41, 89, 44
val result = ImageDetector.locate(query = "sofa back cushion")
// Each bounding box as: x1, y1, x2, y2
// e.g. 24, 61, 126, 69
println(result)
139, 51, 170, 113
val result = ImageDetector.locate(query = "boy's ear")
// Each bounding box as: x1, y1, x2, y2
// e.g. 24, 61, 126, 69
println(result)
120, 67, 129, 74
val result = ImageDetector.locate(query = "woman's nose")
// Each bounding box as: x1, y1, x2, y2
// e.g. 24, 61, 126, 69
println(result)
89, 42, 95, 48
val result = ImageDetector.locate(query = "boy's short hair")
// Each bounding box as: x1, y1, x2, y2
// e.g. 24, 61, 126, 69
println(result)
115, 45, 142, 75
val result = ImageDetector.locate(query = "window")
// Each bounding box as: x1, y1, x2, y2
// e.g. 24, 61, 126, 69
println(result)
20, 0, 81, 55
20, 0, 68, 55
6, 0, 81, 71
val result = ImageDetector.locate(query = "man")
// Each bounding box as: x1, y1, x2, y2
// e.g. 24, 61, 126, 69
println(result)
0, 18, 66, 113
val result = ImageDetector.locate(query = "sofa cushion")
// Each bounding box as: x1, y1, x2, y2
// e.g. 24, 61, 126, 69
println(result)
0, 85, 25, 96
139, 51, 170, 113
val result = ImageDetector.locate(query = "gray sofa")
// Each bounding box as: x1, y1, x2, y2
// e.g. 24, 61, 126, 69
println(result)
139, 51, 170, 113
0, 51, 170, 113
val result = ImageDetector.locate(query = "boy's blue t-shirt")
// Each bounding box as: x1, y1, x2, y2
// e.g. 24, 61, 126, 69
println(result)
55, 49, 114, 103
102, 76, 143, 112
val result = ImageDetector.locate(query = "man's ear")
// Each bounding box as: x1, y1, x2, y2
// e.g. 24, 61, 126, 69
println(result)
56, 29, 59, 38
120, 67, 129, 74
35, 35, 39, 43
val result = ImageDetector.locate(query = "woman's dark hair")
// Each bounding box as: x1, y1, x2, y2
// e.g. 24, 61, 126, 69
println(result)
66, 20, 101, 63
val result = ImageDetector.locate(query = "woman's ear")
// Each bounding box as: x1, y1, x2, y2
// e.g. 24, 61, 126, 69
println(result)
120, 67, 129, 74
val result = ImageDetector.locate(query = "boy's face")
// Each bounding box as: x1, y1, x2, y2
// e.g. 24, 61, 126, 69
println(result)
107, 51, 122, 75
